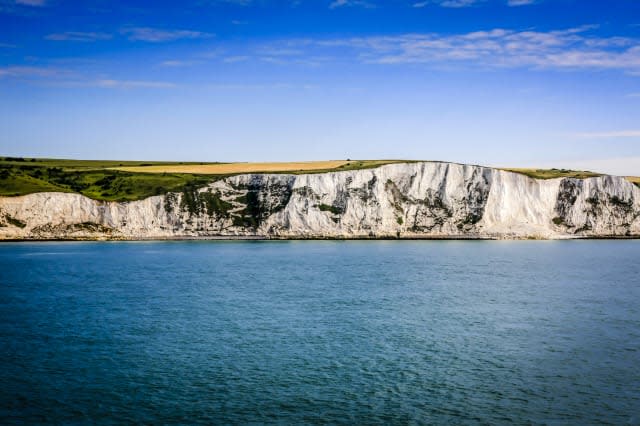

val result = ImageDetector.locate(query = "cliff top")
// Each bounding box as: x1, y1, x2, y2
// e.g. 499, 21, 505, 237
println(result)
1, 157, 638, 202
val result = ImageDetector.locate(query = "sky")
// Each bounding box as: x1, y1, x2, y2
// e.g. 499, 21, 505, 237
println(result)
1, 0, 640, 175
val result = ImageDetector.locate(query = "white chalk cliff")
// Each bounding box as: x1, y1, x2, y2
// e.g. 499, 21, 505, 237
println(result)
1, 162, 639, 240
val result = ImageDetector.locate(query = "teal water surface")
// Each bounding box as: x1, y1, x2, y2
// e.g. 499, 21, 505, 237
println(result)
1, 241, 639, 424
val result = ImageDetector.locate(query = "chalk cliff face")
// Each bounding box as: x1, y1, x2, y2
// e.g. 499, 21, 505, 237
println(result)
1, 162, 639, 240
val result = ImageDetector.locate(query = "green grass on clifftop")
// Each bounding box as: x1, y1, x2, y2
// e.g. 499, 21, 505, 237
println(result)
0, 157, 217, 201
501, 168, 603, 179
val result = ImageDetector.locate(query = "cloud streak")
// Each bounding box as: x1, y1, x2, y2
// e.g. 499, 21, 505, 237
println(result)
507, 0, 535, 6
160, 60, 199, 67
308, 26, 640, 73
0, 66, 176, 90
438, 0, 483, 8
414, 0, 515, 8
45, 32, 112, 42
329, 0, 375, 9
95, 79, 177, 89
15, 0, 45, 6
0, 65, 68, 78
571, 130, 640, 139
121, 27, 213, 42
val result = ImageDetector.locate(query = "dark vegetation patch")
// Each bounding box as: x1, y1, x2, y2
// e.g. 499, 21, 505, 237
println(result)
554, 179, 583, 227
385, 177, 457, 232
456, 213, 482, 230
179, 186, 233, 217
385, 179, 408, 213
5, 215, 26, 228
349, 176, 377, 204
609, 195, 633, 212
457, 168, 491, 230
229, 181, 293, 228
69, 222, 112, 233
318, 203, 344, 215
410, 189, 453, 232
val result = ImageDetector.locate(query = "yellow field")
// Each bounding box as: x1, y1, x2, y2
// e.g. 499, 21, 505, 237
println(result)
111, 160, 408, 175
112, 161, 348, 174
627, 176, 640, 185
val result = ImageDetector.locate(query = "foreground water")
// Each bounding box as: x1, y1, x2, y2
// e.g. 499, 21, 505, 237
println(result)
0, 241, 639, 424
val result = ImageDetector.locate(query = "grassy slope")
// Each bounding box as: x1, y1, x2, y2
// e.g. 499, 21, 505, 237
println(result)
0, 157, 216, 201
499, 168, 603, 179
0, 157, 637, 201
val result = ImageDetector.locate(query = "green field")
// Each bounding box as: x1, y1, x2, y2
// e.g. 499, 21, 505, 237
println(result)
500, 168, 603, 180
0, 157, 218, 201
0, 157, 637, 201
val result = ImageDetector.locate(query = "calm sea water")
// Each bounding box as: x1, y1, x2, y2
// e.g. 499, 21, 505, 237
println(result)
1, 241, 639, 424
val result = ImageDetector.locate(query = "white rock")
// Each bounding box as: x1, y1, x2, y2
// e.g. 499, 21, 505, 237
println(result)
1, 162, 638, 240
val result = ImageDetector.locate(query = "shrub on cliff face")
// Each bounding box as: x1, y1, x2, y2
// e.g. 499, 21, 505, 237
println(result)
318, 203, 344, 215
202, 191, 233, 217
179, 187, 232, 218
164, 193, 176, 214
609, 195, 633, 212
6, 215, 26, 228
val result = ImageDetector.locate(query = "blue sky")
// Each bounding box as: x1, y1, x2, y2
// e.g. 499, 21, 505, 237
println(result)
1, 0, 640, 175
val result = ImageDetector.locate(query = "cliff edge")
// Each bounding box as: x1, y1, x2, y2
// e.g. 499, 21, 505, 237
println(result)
1, 162, 639, 240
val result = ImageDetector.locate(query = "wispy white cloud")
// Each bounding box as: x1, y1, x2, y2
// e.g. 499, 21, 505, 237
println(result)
309, 26, 640, 74
626, 92, 640, 98
0, 65, 67, 78
206, 82, 317, 90
413, 0, 484, 7
160, 60, 200, 67
0, 0, 46, 15
570, 130, 640, 139
257, 47, 304, 57
0, 42, 17, 48
413, 0, 537, 7
45, 32, 112, 42
329, 0, 375, 9
0, 65, 177, 90
213, 0, 252, 5
507, 0, 536, 6
223, 55, 250, 63
440, 0, 483, 8
15, 0, 45, 6
121, 27, 213, 42
95, 79, 177, 89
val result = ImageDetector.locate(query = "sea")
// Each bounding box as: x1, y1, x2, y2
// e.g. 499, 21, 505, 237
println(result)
1, 240, 639, 424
